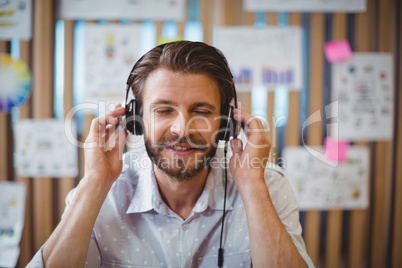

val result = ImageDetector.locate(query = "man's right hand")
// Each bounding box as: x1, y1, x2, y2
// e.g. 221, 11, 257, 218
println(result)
84, 103, 127, 186
41, 104, 128, 267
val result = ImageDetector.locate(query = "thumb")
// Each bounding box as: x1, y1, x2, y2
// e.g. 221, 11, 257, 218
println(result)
230, 138, 243, 156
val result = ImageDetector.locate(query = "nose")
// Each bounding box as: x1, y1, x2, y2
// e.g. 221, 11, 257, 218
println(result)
170, 112, 195, 138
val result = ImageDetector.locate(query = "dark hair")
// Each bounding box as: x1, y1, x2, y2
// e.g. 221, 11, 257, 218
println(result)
127, 41, 235, 116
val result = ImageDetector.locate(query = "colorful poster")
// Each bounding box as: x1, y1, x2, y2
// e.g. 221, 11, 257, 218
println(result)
59, 0, 185, 21
244, 0, 366, 12
0, 181, 26, 268
0, 0, 32, 40
214, 27, 303, 92
14, 119, 79, 178
331, 53, 393, 141
283, 146, 370, 210
0, 53, 31, 112
85, 24, 141, 109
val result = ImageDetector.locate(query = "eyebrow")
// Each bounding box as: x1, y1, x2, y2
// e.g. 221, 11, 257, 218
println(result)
152, 100, 176, 106
191, 102, 217, 111
151, 100, 217, 111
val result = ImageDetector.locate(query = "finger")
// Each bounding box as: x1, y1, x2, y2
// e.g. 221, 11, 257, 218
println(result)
232, 109, 270, 148
116, 130, 128, 154
91, 107, 125, 135
103, 123, 118, 144
230, 138, 243, 155
232, 108, 264, 130
232, 109, 265, 140
109, 130, 128, 158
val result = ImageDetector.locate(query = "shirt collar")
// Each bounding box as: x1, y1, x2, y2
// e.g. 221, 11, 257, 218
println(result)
126, 166, 165, 214
126, 149, 234, 215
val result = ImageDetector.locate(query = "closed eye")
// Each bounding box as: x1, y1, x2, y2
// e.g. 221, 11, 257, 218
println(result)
155, 108, 174, 115
193, 109, 212, 116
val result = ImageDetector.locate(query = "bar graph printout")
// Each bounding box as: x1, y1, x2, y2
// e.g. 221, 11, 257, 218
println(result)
244, 0, 366, 12
214, 27, 303, 92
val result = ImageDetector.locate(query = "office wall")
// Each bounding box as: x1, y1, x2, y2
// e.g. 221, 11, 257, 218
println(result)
0, 0, 401, 267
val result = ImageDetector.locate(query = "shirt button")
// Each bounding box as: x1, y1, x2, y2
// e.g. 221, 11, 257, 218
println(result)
182, 224, 189, 231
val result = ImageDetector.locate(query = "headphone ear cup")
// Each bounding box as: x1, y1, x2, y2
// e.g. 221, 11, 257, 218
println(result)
134, 100, 143, 135
125, 100, 135, 135
125, 99, 143, 135
219, 106, 237, 141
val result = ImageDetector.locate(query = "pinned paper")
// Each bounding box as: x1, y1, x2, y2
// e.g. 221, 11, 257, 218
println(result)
283, 146, 369, 210
84, 24, 141, 109
0, 181, 26, 268
14, 119, 79, 178
0, 54, 32, 112
331, 53, 393, 141
215, 26, 303, 92
325, 137, 349, 163
324, 40, 352, 63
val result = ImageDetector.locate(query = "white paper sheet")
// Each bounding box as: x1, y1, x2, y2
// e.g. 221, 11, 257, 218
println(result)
0, 181, 26, 268
331, 53, 394, 141
14, 119, 79, 178
283, 146, 370, 210
59, 0, 186, 21
0, 0, 32, 40
244, 0, 366, 12
214, 26, 303, 92
84, 24, 141, 109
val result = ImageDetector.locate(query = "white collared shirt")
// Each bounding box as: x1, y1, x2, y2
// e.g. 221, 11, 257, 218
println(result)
28, 147, 314, 268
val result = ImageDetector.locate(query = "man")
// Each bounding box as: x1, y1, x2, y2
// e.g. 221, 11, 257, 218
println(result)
29, 41, 314, 267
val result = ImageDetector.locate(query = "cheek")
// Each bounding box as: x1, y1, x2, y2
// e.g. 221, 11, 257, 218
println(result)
143, 113, 168, 141
195, 118, 221, 143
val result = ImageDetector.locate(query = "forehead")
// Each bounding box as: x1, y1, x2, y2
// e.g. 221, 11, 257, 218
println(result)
142, 68, 221, 107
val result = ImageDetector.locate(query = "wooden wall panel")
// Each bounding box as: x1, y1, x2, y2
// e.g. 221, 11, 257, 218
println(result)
325, 14, 347, 268
371, 0, 393, 267
31, 0, 55, 251
58, 20, 77, 219
0, 41, 10, 182
265, 12, 277, 163
286, 13, 302, 148
200, 0, 214, 45
304, 13, 325, 266
348, 2, 374, 267
392, 1, 402, 266
15, 40, 33, 267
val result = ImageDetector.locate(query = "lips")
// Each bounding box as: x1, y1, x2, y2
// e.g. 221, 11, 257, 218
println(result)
169, 145, 194, 151
164, 143, 202, 156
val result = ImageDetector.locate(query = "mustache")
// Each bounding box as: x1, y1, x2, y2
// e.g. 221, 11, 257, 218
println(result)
157, 135, 208, 148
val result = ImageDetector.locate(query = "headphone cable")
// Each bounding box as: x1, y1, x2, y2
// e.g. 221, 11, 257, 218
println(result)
218, 141, 229, 268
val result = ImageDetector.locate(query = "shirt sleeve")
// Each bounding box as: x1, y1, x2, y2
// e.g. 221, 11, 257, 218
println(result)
265, 166, 315, 268
26, 184, 102, 268
26, 247, 44, 268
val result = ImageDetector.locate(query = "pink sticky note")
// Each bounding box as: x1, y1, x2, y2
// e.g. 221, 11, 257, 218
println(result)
324, 137, 349, 163
324, 40, 352, 63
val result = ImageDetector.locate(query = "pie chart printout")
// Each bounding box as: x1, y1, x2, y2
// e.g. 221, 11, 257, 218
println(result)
0, 53, 32, 112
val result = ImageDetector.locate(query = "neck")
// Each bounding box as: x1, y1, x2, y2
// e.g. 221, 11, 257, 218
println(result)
153, 165, 209, 220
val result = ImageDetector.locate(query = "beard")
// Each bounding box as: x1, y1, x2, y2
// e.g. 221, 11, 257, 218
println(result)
144, 133, 218, 181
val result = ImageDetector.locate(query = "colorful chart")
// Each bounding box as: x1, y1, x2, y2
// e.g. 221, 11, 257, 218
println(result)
262, 67, 294, 85
0, 53, 31, 112
233, 67, 252, 84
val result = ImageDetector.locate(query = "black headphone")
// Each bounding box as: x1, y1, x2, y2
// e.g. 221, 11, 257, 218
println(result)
124, 42, 240, 142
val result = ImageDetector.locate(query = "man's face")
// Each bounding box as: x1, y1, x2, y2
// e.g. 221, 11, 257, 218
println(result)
142, 68, 222, 181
